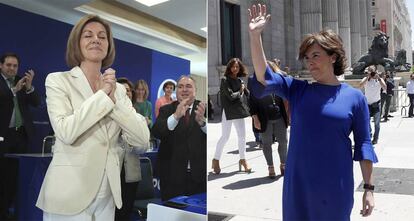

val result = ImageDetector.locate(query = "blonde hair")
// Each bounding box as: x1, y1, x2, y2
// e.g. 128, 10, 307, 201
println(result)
134, 79, 150, 100
66, 14, 115, 69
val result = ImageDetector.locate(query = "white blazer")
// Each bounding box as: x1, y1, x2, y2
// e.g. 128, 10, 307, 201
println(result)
36, 66, 150, 215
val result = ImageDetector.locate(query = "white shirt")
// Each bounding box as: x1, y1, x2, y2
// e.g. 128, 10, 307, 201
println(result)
167, 103, 207, 134
364, 79, 382, 104
2, 73, 19, 128
407, 80, 414, 94
2, 73, 35, 128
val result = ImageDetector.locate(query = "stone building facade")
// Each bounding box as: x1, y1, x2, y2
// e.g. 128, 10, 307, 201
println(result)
370, 0, 412, 65
208, 0, 375, 103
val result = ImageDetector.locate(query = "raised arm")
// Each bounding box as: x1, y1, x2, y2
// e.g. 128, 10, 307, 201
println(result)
359, 76, 369, 88
378, 77, 386, 91
248, 3, 271, 84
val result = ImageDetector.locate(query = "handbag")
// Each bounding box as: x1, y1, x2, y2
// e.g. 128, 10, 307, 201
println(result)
368, 100, 380, 117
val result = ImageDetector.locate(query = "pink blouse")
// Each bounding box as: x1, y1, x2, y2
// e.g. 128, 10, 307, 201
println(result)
155, 96, 174, 117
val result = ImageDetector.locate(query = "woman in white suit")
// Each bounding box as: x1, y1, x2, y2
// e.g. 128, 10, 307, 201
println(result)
36, 15, 150, 220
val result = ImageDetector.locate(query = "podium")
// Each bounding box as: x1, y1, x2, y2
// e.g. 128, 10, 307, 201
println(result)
5, 150, 159, 220
5, 153, 52, 221
147, 193, 206, 221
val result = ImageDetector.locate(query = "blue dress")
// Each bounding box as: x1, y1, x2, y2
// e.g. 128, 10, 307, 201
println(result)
249, 67, 378, 221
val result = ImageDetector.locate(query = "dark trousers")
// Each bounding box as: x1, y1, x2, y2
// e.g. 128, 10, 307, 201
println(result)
368, 101, 381, 141
409, 94, 414, 117
380, 93, 387, 116
0, 127, 27, 219
382, 95, 392, 119
160, 168, 206, 201
115, 166, 139, 221
185, 171, 206, 198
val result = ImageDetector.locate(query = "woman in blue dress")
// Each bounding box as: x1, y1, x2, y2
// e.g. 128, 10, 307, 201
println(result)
247, 4, 378, 220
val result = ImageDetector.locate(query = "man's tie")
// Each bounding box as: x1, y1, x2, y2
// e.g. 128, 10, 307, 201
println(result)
8, 78, 23, 128
184, 108, 190, 125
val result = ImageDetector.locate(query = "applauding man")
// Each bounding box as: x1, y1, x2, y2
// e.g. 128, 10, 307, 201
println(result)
0, 52, 40, 219
152, 75, 207, 201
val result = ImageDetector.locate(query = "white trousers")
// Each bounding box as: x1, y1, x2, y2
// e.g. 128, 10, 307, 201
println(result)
214, 110, 246, 160
43, 172, 115, 221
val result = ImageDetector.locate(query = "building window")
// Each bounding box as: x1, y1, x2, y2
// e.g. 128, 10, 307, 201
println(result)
372, 18, 375, 27
372, 0, 375, 6
220, 0, 241, 65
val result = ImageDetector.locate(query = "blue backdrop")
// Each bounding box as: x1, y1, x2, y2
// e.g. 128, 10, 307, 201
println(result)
0, 3, 190, 152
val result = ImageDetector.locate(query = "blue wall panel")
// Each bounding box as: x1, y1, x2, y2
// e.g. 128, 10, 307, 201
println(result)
151, 51, 190, 118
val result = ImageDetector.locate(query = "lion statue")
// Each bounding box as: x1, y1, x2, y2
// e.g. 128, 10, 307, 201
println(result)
394, 49, 411, 71
352, 32, 395, 75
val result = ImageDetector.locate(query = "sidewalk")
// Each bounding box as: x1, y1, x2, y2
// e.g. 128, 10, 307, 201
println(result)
207, 109, 414, 221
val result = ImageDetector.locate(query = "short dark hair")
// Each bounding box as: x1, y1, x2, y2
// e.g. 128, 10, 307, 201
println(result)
0, 53, 20, 64
299, 29, 347, 76
117, 77, 133, 90
224, 58, 248, 77
163, 81, 176, 91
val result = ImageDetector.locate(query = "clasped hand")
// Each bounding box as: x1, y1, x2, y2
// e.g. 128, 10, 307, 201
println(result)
97, 68, 117, 103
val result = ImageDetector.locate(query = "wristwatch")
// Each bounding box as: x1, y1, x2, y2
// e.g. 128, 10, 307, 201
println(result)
363, 184, 375, 191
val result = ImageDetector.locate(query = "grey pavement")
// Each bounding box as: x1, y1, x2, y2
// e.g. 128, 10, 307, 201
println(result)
207, 108, 414, 221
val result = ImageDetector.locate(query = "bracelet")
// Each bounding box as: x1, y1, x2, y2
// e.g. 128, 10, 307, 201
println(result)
363, 184, 375, 191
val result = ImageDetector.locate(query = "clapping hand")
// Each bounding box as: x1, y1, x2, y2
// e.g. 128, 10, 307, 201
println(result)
195, 102, 206, 126
24, 69, 35, 91
248, 3, 271, 36
174, 97, 191, 120
14, 77, 26, 93
240, 83, 245, 94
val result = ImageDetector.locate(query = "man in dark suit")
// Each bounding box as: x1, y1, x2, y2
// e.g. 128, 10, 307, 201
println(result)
152, 75, 206, 201
0, 53, 40, 219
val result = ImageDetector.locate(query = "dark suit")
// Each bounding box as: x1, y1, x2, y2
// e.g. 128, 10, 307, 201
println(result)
152, 100, 206, 201
0, 74, 40, 218
0, 75, 40, 146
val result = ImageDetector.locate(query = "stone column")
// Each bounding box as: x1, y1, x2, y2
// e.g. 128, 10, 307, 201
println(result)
284, 0, 297, 71
338, 0, 352, 69
322, 0, 338, 33
292, 0, 302, 71
208, 0, 221, 96
366, 0, 372, 44
360, 0, 368, 54
350, 0, 361, 65
300, 0, 322, 36
270, 0, 286, 64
